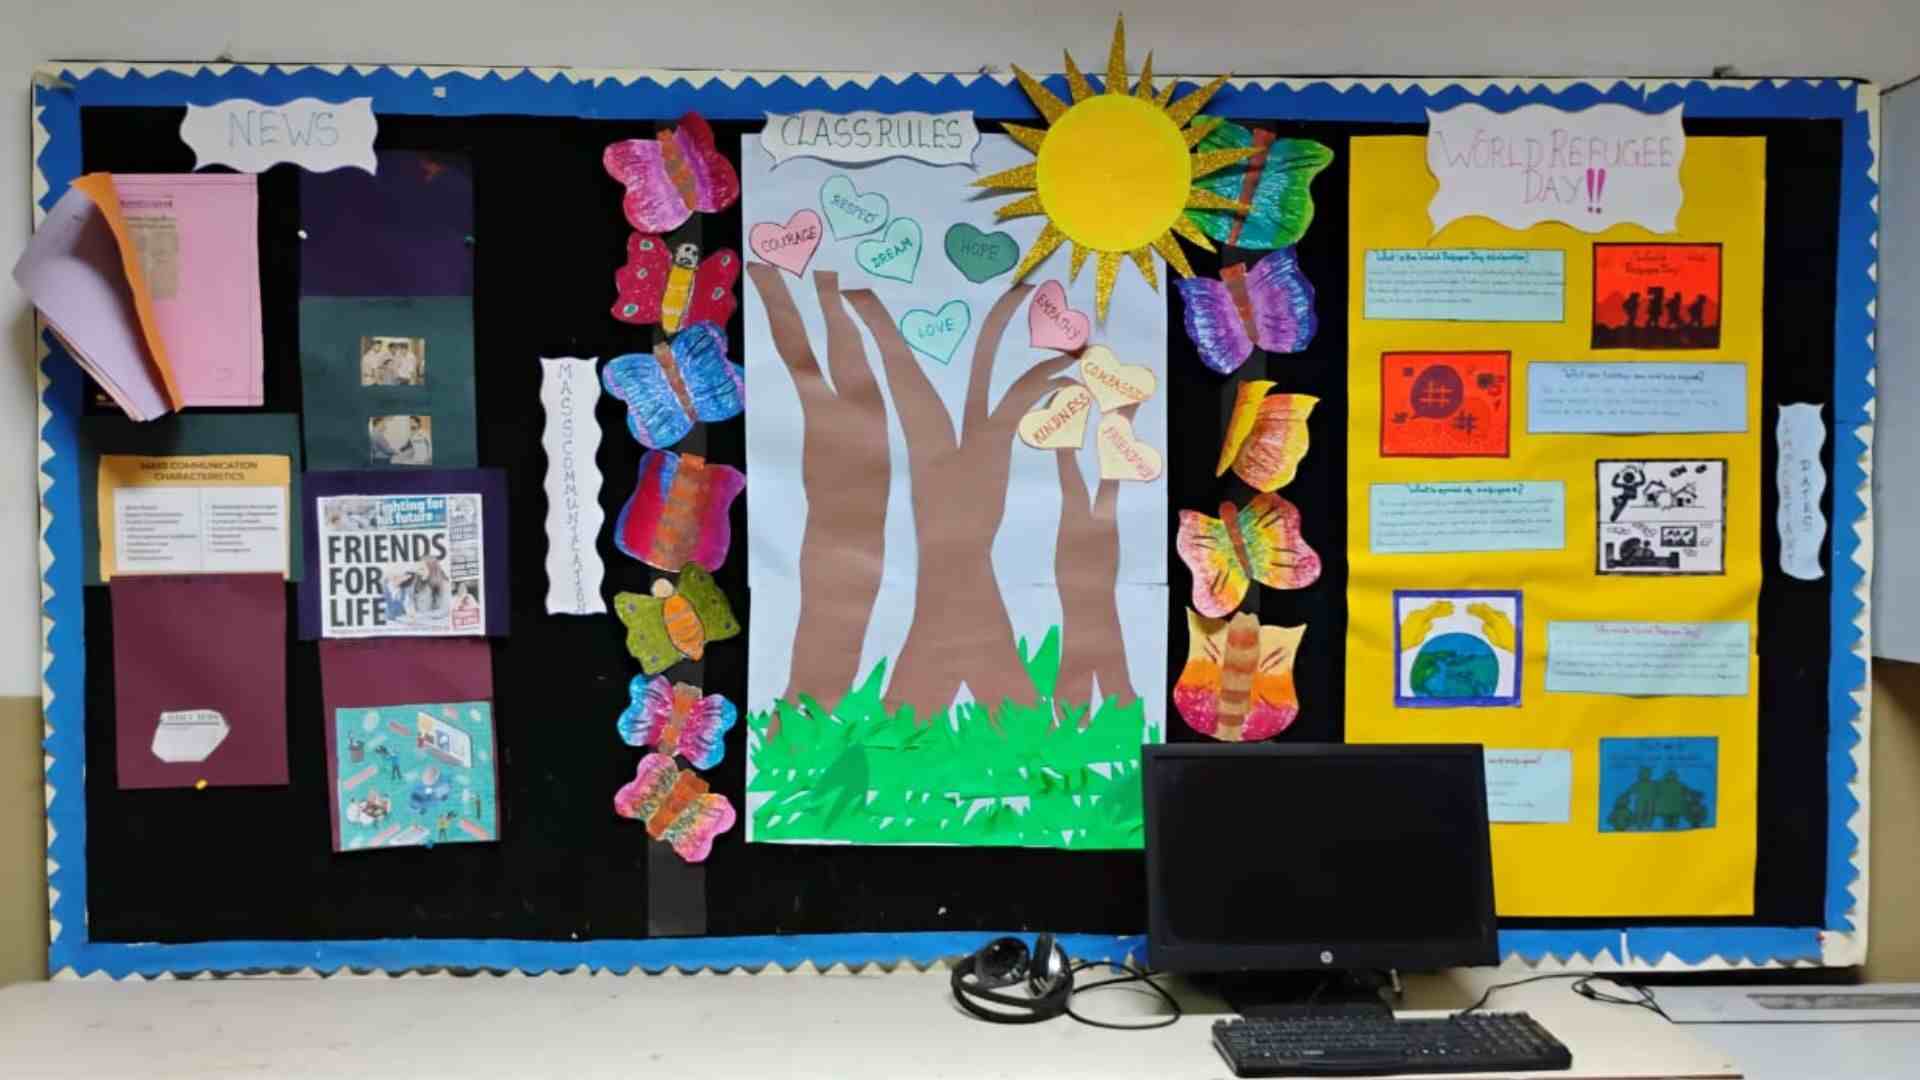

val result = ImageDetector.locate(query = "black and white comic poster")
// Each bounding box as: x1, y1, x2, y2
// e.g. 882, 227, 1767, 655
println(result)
1596, 459, 1726, 575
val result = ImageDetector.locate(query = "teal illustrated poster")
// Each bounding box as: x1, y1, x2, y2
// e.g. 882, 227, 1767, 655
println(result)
331, 701, 497, 851
1598, 736, 1719, 832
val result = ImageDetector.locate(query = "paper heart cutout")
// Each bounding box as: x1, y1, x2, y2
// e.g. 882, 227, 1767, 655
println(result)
1028, 280, 1090, 352
855, 217, 923, 283
945, 223, 1020, 284
819, 175, 889, 240
749, 210, 823, 277
899, 300, 972, 365
1078, 346, 1157, 411
1097, 414, 1163, 483
1016, 385, 1096, 450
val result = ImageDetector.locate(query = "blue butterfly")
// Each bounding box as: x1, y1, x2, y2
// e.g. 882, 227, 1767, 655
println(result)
602, 322, 745, 449
1185, 121, 1333, 252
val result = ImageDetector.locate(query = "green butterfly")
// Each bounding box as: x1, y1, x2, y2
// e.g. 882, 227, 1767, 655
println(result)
613, 565, 741, 675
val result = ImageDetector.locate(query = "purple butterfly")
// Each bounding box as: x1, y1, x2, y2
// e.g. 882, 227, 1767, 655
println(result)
1175, 248, 1318, 376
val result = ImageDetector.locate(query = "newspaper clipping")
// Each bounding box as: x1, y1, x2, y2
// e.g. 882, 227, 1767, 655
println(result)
318, 493, 484, 637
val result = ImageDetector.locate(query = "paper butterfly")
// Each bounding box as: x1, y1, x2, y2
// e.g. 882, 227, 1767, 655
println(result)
1174, 609, 1306, 742
614, 567, 741, 676
1185, 122, 1333, 251
602, 323, 745, 450
617, 675, 738, 770
1176, 494, 1321, 618
613, 752, 736, 863
1218, 381, 1318, 493
1175, 248, 1317, 376
613, 449, 745, 573
612, 234, 740, 333
602, 113, 741, 234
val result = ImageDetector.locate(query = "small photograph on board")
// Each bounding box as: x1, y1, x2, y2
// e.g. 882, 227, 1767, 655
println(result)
1597, 459, 1727, 575
1598, 736, 1718, 832
368, 415, 433, 466
1591, 243, 1722, 350
331, 701, 498, 851
1380, 352, 1510, 457
360, 335, 427, 386
1393, 589, 1522, 707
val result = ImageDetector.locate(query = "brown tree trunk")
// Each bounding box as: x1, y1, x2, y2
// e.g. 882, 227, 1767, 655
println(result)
842, 284, 1075, 719
747, 265, 890, 714
1053, 403, 1140, 728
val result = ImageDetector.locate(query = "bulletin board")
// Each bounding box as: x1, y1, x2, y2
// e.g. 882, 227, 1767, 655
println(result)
30, 60, 1876, 978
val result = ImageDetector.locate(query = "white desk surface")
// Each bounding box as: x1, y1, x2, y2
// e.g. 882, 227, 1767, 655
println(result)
0, 966, 1743, 1079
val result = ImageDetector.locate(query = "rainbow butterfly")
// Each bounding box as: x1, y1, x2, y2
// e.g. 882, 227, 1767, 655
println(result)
1174, 609, 1306, 742
602, 323, 745, 450
1176, 493, 1321, 618
617, 675, 737, 770
602, 113, 740, 234
1174, 248, 1317, 376
612, 234, 740, 333
614, 567, 741, 676
613, 449, 745, 573
1184, 122, 1333, 251
613, 752, 736, 863
1218, 381, 1317, 493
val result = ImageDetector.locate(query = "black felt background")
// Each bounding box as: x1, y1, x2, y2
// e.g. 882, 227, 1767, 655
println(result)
73, 109, 1837, 946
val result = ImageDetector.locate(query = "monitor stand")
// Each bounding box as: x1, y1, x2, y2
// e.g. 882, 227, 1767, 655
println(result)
1208, 970, 1397, 1019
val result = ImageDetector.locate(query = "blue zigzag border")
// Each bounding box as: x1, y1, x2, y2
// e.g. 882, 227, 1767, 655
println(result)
34, 65, 1874, 977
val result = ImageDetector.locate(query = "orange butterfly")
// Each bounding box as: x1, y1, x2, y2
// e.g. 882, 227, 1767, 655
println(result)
1217, 381, 1316, 492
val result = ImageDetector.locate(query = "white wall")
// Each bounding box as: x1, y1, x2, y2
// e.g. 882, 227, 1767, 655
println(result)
3, 0, 1916, 695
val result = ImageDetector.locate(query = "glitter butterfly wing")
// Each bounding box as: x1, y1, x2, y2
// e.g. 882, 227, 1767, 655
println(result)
613, 450, 746, 572
665, 794, 738, 862
1185, 122, 1333, 251
613, 590, 681, 675
683, 249, 741, 329
613, 751, 680, 820
1176, 493, 1322, 617
1175, 248, 1319, 376
1218, 381, 1318, 493
602, 324, 746, 450
1174, 609, 1307, 742
665, 114, 741, 217
677, 565, 741, 645
611, 233, 673, 326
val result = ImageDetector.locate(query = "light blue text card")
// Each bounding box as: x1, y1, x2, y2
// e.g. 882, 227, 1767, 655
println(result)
1546, 621, 1750, 697
1484, 749, 1573, 823
1370, 481, 1565, 554
1364, 249, 1565, 322
1528, 362, 1748, 434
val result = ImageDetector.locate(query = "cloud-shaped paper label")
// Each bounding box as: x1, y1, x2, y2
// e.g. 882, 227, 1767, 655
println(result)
1426, 103, 1683, 235
181, 97, 378, 174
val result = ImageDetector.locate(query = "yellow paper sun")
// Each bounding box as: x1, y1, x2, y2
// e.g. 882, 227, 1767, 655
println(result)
975, 16, 1251, 320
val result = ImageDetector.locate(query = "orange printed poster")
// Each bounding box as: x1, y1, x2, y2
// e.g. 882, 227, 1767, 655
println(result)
1379, 351, 1511, 458
1591, 242, 1723, 350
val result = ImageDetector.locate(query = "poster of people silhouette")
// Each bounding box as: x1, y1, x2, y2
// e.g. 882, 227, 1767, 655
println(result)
740, 135, 1169, 849
1591, 243, 1723, 349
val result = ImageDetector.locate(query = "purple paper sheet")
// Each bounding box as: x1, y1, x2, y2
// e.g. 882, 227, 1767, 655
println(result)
110, 574, 287, 789
298, 467, 511, 640
319, 638, 496, 850
300, 150, 474, 298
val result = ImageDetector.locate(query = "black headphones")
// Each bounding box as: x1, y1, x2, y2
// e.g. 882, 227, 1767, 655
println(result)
949, 934, 1075, 1024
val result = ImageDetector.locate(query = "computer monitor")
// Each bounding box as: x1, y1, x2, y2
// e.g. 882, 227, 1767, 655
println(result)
1143, 743, 1498, 982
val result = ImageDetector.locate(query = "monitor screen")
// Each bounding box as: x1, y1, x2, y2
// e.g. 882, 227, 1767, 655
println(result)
1144, 743, 1497, 974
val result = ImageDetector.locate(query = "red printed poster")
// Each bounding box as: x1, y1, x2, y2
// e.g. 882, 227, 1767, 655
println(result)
1380, 351, 1511, 458
1591, 242, 1723, 349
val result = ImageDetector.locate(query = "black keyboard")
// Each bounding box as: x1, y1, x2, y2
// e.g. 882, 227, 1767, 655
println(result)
1213, 1011, 1572, 1076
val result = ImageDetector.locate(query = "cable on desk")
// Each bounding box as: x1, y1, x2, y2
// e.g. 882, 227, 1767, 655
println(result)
1063, 960, 1182, 1031
1453, 972, 1670, 1023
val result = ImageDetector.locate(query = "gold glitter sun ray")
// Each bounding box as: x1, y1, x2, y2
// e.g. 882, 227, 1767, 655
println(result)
1063, 51, 1095, 104
1104, 15, 1129, 94
1009, 64, 1067, 124
1009, 223, 1068, 283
